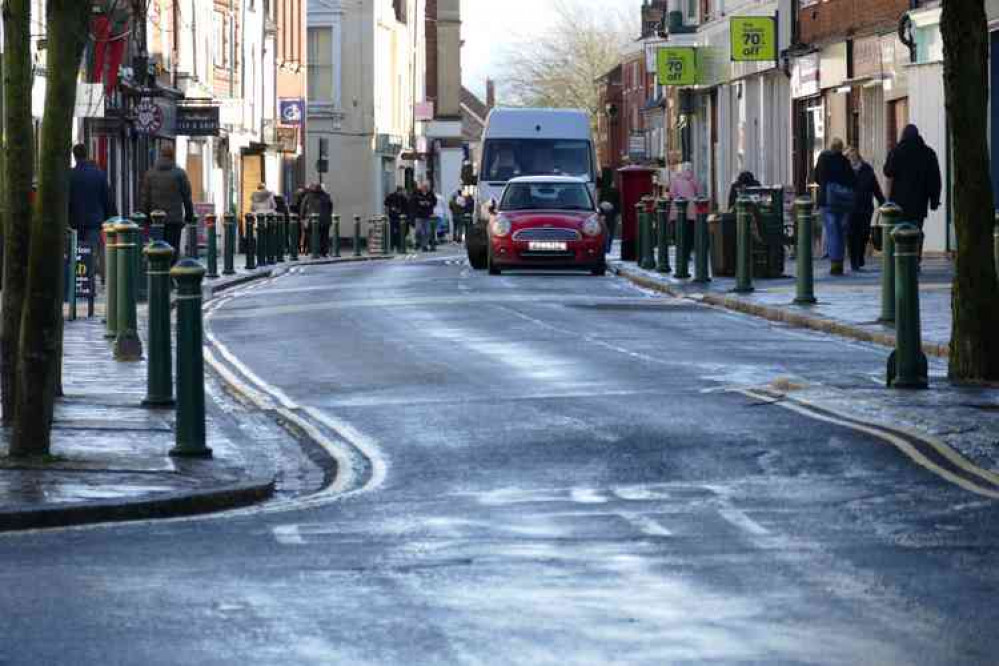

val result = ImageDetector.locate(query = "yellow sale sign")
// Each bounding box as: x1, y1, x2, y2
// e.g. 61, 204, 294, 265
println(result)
731, 16, 777, 62
657, 48, 698, 87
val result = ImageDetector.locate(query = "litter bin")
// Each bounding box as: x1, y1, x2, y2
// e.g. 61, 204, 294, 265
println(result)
617, 166, 657, 262
743, 186, 786, 279
709, 213, 737, 277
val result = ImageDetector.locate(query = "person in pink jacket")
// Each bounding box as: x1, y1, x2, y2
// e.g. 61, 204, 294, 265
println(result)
668, 163, 703, 261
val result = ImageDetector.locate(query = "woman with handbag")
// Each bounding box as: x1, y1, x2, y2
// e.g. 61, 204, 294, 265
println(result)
814, 138, 857, 275
846, 147, 886, 271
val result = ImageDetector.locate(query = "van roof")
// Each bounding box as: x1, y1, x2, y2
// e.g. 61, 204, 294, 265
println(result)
483, 108, 591, 140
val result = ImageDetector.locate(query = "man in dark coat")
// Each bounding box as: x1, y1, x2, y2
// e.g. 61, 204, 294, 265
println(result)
300, 184, 334, 255
409, 181, 437, 252
814, 138, 857, 275
68, 144, 113, 280
884, 124, 942, 262
385, 186, 408, 250
140, 143, 194, 262
846, 147, 885, 271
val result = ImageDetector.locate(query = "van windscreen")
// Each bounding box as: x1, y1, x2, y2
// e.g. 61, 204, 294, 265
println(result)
481, 140, 592, 183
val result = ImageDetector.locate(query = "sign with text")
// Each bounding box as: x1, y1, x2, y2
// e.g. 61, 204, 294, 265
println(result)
730, 17, 777, 62
279, 99, 304, 126
657, 47, 698, 86
176, 106, 220, 136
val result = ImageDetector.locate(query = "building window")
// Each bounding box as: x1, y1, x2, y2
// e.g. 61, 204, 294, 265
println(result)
307, 26, 334, 103
394, 0, 407, 23
214, 12, 226, 67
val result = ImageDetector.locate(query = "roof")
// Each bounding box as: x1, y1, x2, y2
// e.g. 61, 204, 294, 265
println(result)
461, 87, 489, 124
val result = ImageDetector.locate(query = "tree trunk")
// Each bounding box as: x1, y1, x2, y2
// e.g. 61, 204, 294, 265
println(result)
1, 0, 33, 425
941, 0, 999, 382
9, 0, 89, 457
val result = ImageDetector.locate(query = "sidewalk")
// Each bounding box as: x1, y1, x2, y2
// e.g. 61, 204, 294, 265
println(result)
611, 246, 954, 356
611, 245, 999, 478
0, 249, 390, 531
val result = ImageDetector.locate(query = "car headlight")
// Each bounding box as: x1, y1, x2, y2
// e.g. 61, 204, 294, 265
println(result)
491, 216, 512, 237
582, 215, 602, 237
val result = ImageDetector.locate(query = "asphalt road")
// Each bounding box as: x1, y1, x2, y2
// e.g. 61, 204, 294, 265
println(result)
2, 250, 998, 665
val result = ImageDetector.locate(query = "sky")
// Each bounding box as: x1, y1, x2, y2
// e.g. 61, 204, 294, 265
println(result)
461, 0, 636, 99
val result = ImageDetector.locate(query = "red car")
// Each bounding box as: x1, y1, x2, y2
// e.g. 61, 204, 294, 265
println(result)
487, 176, 607, 276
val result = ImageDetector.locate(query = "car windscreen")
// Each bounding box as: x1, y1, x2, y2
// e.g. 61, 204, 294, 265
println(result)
481, 139, 593, 183
500, 183, 594, 212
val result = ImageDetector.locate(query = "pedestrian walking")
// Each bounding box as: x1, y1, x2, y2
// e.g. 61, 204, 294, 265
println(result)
140, 143, 194, 263
410, 181, 436, 252
385, 186, 408, 249
670, 162, 703, 261
250, 183, 276, 213
68, 144, 113, 282
300, 183, 334, 256
884, 124, 942, 264
598, 167, 621, 254
449, 189, 466, 243
845, 147, 885, 272
432, 190, 447, 249
814, 138, 857, 276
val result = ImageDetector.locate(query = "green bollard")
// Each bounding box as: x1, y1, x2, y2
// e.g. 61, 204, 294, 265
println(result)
205, 214, 219, 278
185, 218, 199, 259
113, 220, 143, 361
103, 220, 120, 339
793, 197, 817, 304
272, 213, 281, 263
290, 214, 301, 261
693, 200, 711, 284
994, 211, 999, 283
638, 203, 655, 270
150, 210, 166, 242
382, 217, 391, 256
878, 203, 902, 323
309, 214, 321, 259
674, 198, 691, 279
734, 196, 755, 293
333, 215, 342, 258
887, 224, 929, 389
429, 217, 438, 252
353, 215, 362, 257
656, 198, 672, 274
133, 213, 149, 303
399, 215, 410, 253
222, 213, 236, 275
170, 259, 212, 458
143, 241, 175, 407
277, 212, 287, 263
244, 214, 257, 270
258, 214, 270, 266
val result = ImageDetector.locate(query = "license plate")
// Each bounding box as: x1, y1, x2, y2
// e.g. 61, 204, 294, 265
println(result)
528, 241, 567, 251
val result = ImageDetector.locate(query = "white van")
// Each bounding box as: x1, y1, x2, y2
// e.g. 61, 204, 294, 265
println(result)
466, 108, 597, 269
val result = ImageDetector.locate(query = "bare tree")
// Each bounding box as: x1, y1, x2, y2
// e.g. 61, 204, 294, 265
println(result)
10, 0, 90, 456
1, 0, 33, 424
499, 0, 635, 119
940, 0, 999, 382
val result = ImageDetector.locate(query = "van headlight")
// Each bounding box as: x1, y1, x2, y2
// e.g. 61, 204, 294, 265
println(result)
582, 215, 602, 237
491, 216, 512, 237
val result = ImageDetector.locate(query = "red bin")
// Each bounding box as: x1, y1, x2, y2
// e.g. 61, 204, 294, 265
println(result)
617, 165, 656, 262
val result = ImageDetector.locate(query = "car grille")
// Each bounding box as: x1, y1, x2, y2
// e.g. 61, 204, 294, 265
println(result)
512, 228, 581, 242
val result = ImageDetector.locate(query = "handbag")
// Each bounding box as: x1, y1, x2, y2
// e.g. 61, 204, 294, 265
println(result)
826, 183, 855, 214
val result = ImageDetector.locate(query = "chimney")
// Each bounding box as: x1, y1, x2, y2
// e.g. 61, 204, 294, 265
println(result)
486, 79, 496, 109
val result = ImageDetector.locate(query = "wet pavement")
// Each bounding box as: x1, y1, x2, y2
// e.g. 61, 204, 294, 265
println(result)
2, 249, 999, 664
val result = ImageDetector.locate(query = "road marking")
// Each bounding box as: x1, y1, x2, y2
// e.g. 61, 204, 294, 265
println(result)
619, 513, 673, 537
740, 389, 999, 500
570, 488, 608, 504
612, 485, 672, 501
718, 508, 770, 536
272, 524, 305, 545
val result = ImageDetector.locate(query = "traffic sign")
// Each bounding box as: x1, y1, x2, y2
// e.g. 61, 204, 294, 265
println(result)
730, 16, 777, 62
657, 47, 698, 87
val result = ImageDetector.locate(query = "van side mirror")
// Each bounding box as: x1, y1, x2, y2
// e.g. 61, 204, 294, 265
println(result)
461, 163, 478, 187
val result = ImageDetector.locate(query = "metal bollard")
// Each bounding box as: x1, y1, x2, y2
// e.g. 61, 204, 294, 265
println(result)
150, 210, 166, 242
289, 214, 300, 261
222, 213, 237, 275
277, 212, 287, 263
399, 215, 409, 254
887, 224, 929, 389
674, 198, 691, 279
103, 220, 120, 339
878, 203, 902, 323
734, 196, 755, 293
994, 211, 999, 283
333, 215, 342, 258
184, 218, 198, 259
382, 217, 391, 256
353, 215, 362, 257
429, 217, 438, 252
693, 200, 711, 284
113, 220, 143, 361
133, 213, 149, 303
244, 214, 257, 270
309, 214, 321, 259
656, 198, 672, 274
143, 241, 175, 407
169, 259, 212, 458
205, 214, 219, 278
638, 203, 654, 270
793, 197, 817, 304
257, 214, 269, 266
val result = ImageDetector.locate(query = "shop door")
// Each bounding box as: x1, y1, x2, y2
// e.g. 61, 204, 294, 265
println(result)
241, 153, 264, 220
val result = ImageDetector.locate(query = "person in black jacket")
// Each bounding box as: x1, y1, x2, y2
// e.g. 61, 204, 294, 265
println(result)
410, 181, 437, 252
385, 186, 409, 251
845, 147, 885, 271
728, 171, 761, 211
814, 138, 857, 275
884, 124, 942, 263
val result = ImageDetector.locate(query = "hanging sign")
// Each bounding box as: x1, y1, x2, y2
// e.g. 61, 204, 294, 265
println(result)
134, 98, 164, 135
730, 17, 777, 62
657, 47, 698, 86
176, 106, 220, 136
